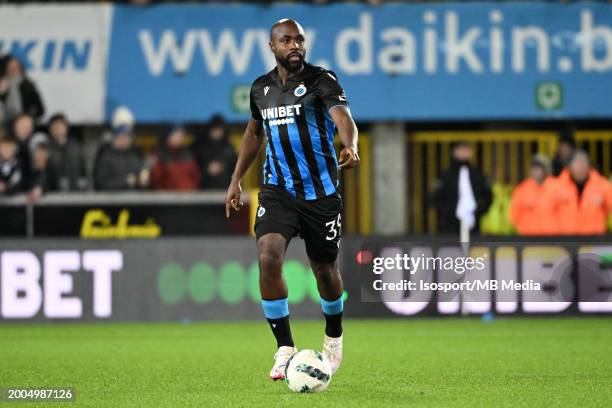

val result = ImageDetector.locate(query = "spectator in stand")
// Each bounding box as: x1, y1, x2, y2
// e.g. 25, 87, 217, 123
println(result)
93, 124, 149, 191
432, 141, 493, 234
152, 125, 200, 191
193, 114, 237, 189
110, 106, 135, 140
11, 113, 35, 185
0, 132, 23, 196
552, 130, 576, 176
544, 151, 612, 235
47, 113, 88, 191
12, 112, 34, 144
28, 138, 59, 202
509, 154, 557, 235
0, 55, 45, 123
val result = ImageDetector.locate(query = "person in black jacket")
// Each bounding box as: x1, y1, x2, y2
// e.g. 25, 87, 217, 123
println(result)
11, 113, 34, 188
0, 132, 23, 195
0, 55, 45, 123
47, 113, 88, 191
28, 139, 59, 202
552, 129, 576, 177
431, 141, 493, 234
193, 114, 237, 189
93, 125, 149, 191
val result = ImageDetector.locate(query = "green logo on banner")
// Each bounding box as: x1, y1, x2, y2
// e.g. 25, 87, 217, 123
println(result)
157, 260, 346, 305
231, 85, 251, 114
188, 263, 216, 304
535, 82, 563, 111
158, 263, 187, 305
218, 262, 246, 304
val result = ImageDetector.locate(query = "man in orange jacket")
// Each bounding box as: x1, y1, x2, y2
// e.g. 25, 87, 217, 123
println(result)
510, 154, 558, 235
545, 151, 612, 235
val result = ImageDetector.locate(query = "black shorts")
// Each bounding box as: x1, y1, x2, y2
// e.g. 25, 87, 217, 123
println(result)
254, 185, 343, 263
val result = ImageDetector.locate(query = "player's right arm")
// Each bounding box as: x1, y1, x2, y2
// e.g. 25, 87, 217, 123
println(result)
319, 71, 359, 169
225, 118, 264, 218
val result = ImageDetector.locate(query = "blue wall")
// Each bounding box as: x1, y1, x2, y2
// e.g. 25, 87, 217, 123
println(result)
107, 2, 612, 122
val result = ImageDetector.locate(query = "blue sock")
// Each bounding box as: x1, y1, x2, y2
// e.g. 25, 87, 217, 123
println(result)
321, 295, 343, 337
262, 298, 289, 319
262, 298, 293, 347
320, 295, 344, 315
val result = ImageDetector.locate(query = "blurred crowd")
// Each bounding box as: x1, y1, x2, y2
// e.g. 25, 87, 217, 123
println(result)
1, 49, 611, 236
92, 109, 236, 192
0, 54, 237, 202
432, 139, 612, 236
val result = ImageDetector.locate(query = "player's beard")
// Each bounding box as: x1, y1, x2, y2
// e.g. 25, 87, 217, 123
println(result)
278, 52, 305, 73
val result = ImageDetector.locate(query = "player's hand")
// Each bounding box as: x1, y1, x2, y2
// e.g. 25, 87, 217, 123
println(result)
338, 146, 360, 169
225, 181, 244, 218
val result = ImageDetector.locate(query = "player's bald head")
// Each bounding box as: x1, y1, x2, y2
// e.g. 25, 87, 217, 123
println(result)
269, 19, 307, 73
270, 19, 305, 41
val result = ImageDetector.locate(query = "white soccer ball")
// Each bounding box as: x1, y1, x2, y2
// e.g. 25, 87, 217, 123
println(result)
285, 349, 332, 393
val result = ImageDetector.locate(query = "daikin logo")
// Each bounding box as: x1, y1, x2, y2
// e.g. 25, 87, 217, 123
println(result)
138, 10, 612, 77
0, 39, 92, 71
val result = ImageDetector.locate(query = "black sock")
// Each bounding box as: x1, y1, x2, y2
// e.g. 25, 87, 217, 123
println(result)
323, 312, 343, 338
267, 316, 294, 348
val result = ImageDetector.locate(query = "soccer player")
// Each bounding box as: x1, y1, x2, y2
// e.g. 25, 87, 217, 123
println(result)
225, 19, 359, 380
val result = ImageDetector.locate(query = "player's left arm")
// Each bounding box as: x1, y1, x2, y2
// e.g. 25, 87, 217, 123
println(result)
320, 71, 359, 169
330, 106, 359, 169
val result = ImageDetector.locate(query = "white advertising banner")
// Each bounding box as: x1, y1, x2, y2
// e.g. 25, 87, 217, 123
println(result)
0, 4, 111, 123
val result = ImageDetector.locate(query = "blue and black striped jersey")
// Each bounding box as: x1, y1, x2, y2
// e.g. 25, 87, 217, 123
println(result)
249, 63, 349, 200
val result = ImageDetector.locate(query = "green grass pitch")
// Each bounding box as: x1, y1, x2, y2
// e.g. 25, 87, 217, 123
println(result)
1, 318, 611, 407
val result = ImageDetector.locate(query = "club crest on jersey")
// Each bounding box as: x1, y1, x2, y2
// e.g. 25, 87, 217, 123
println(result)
294, 84, 307, 97
257, 206, 266, 217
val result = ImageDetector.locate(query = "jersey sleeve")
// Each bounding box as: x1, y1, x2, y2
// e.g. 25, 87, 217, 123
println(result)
318, 71, 349, 111
250, 83, 263, 122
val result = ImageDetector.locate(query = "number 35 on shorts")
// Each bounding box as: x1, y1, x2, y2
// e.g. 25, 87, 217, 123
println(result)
324, 213, 342, 244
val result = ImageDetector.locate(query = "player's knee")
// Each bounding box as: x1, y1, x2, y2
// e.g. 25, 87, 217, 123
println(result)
257, 235, 286, 274
312, 262, 339, 286
258, 251, 283, 275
